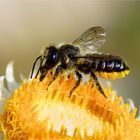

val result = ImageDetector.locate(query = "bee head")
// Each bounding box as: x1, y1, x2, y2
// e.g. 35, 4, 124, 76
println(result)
41, 46, 59, 68
30, 46, 59, 79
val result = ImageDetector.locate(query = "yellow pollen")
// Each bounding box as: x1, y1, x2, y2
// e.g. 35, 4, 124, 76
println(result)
0, 73, 140, 140
96, 70, 130, 80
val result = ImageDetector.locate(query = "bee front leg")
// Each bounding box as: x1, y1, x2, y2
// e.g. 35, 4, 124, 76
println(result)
39, 67, 48, 81
90, 71, 107, 98
48, 64, 66, 87
48, 55, 68, 87
69, 71, 82, 97
53, 64, 66, 80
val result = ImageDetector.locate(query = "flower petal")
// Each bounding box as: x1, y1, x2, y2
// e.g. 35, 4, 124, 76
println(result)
0, 76, 5, 94
127, 99, 135, 111
0, 76, 11, 113
5, 61, 19, 92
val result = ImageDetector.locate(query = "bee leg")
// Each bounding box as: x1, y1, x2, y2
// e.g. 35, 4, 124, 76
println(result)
69, 71, 82, 97
68, 75, 70, 79
53, 64, 66, 80
48, 64, 66, 87
52, 55, 67, 82
39, 67, 48, 81
90, 71, 107, 98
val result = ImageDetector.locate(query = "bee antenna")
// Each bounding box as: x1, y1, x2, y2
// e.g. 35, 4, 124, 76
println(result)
30, 56, 41, 79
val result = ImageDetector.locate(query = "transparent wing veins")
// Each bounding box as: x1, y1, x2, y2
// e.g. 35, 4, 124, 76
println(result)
72, 26, 106, 52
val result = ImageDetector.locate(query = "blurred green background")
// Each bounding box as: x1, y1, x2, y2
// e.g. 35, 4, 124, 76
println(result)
0, 1, 140, 108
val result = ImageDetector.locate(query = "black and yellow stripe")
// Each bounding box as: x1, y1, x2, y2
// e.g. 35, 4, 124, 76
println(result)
75, 53, 130, 79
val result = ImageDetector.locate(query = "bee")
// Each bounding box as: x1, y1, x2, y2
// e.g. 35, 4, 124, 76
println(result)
30, 26, 130, 97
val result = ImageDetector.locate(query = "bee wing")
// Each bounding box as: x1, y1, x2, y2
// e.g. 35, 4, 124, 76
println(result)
72, 26, 106, 52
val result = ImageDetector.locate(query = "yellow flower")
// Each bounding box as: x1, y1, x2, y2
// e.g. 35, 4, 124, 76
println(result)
0, 62, 140, 140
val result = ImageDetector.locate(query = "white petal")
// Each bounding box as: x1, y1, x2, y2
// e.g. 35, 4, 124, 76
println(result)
0, 76, 11, 114
5, 61, 19, 92
0, 76, 10, 99
126, 99, 135, 111
136, 107, 140, 120
0, 76, 4, 92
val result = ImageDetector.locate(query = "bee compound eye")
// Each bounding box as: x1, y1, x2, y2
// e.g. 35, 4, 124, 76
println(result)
47, 47, 58, 64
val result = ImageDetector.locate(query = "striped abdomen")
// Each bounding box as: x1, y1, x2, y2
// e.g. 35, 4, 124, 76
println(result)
76, 54, 130, 79
95, 56, 130, 79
